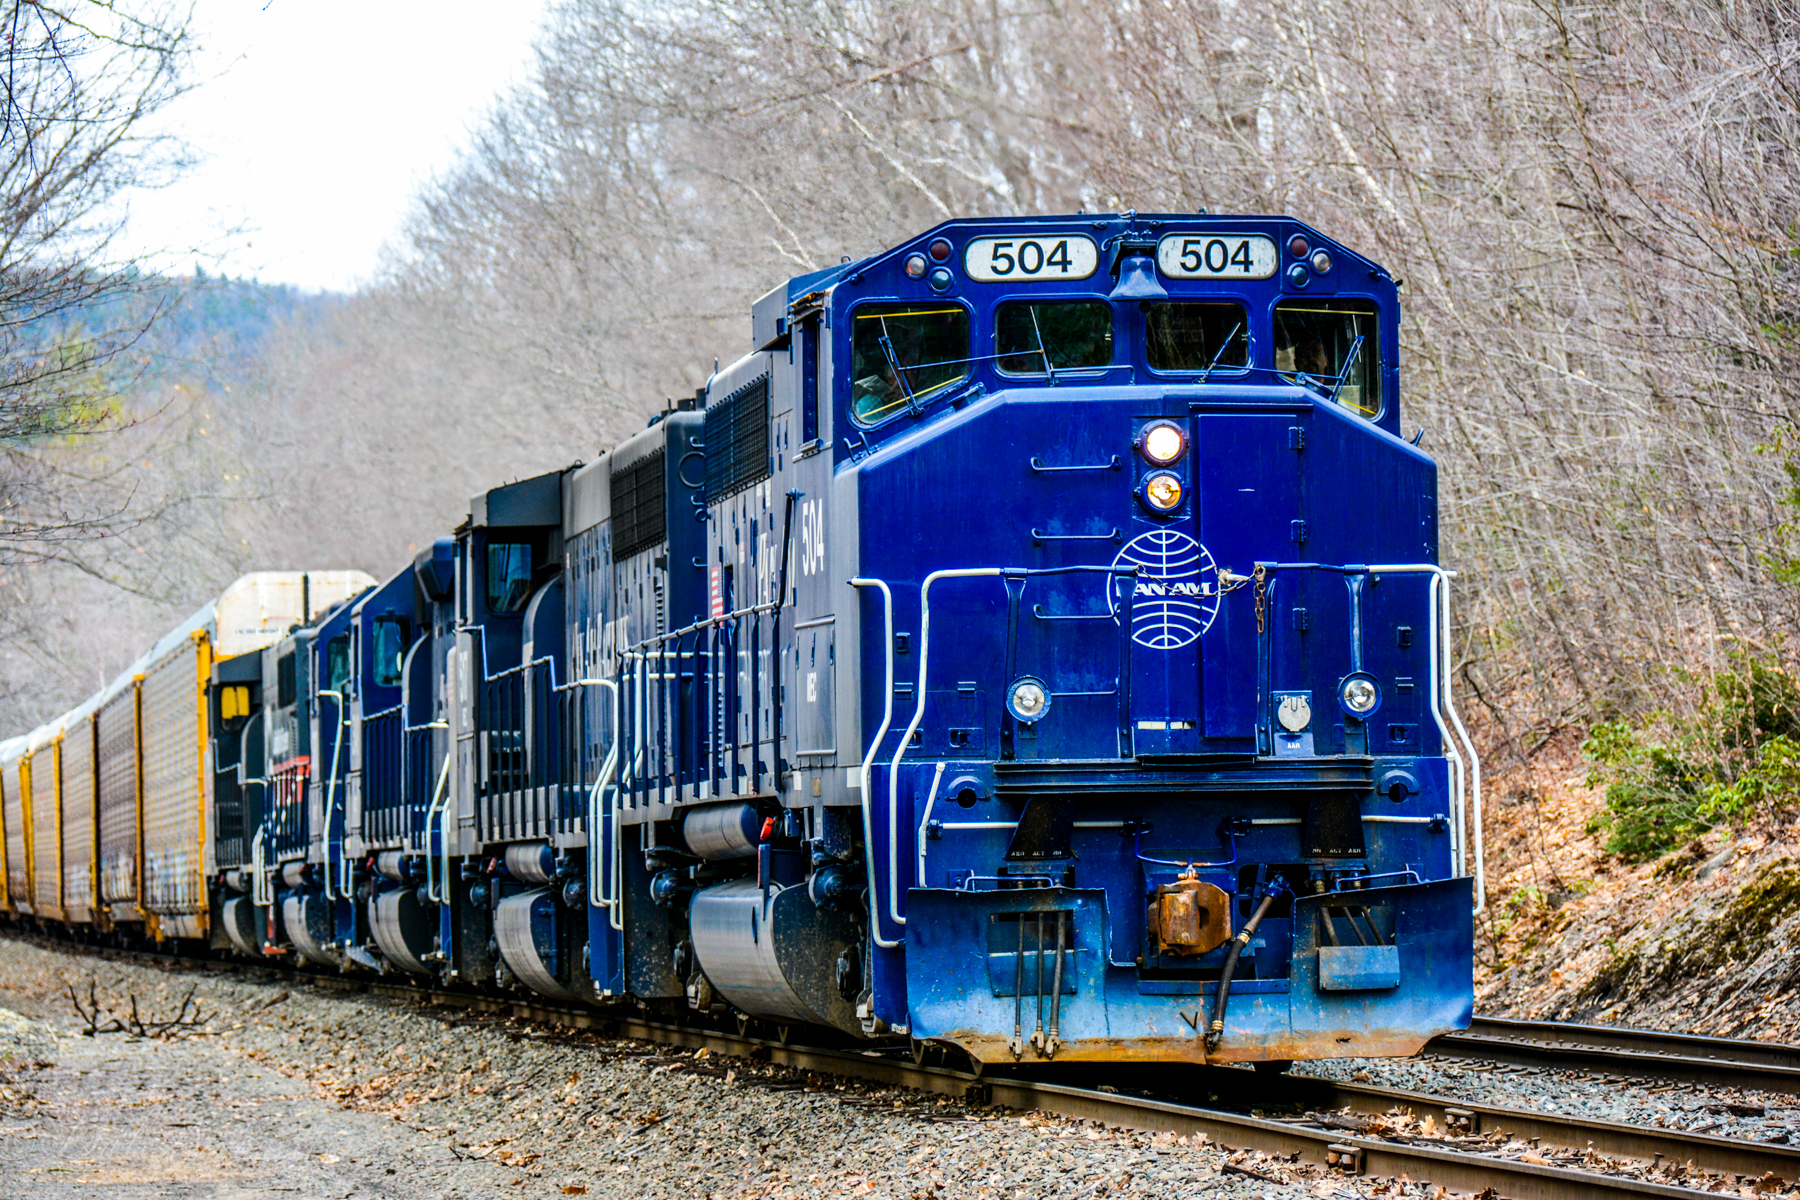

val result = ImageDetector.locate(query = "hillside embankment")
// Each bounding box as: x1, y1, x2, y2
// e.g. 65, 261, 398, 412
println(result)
1475, 735, 1800, 1040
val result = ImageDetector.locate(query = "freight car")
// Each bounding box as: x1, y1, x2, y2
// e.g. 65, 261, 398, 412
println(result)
1, 213, 1482, 1069
2, 574, 373, 941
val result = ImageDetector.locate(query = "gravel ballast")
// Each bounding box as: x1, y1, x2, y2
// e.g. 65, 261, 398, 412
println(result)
0, 933, 1452, 1199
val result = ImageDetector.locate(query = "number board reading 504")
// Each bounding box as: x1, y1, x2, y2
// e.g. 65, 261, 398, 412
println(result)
1156, 234, 1277, 280
963, 235, 1099, 283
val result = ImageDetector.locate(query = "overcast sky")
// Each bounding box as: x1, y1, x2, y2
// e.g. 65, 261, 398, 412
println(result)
120, 0, 553, 293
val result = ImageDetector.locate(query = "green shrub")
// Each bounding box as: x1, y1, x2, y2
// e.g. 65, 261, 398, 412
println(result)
1582, 660, 1800, 862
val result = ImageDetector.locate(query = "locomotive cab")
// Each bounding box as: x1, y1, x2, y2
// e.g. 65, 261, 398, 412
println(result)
447, 467, 591, 999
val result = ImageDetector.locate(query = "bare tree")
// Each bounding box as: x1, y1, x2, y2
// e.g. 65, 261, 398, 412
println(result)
1085, 0, 1800, 751
224, 0, 1800, 761
0, 2, 211, 731
0, 0, 194, 568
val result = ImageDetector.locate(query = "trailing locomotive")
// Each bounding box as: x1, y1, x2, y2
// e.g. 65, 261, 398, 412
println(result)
0, 213, 1482, 1067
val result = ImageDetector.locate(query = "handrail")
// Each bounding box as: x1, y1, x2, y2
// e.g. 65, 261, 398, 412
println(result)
251, 824, 271, 908
885, 564, 1136, 934
886, 568, 1003, 932
423, 744, 453, 904
625, 600, 780, 654
1364, 564, 1482, 913
914, 760, 947, 888
1262, 561, 1484, 914
849, 578, 899, 949
317, 690, 347, 901
569, 679, 623, 929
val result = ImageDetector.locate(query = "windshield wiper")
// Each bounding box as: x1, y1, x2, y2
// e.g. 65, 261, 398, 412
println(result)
1198, 321, 1244, 384
1326, 335, 1365, 407
1029, 305, 1056, 386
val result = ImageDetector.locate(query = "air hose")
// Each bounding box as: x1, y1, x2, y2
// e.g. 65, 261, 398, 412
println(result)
1205, 882, 1288, 1050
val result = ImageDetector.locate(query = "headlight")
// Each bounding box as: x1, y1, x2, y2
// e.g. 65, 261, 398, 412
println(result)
1310, 249, 1333, 275
1140, 422, 1185, 465
1007, 677, 1051, 723
1142, 471, 1183, 512
1339, 673, 1381, 716
904, 253, 928, 279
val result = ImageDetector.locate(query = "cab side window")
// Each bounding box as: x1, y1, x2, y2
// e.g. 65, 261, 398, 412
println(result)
1273, 300, 1381, 419
849, 303, 971, 426
372, 616, 408, 688
276, 651, 296, 708
487, 543, 533, 614
216, 685, 252, 733
326, 634, 351, 697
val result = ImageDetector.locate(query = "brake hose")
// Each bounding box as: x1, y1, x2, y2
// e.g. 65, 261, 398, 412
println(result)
1205, 882, 1288, 1051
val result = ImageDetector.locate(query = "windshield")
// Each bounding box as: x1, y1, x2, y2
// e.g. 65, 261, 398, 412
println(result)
1146, 302, 1250, 372
1274, 301, 1380, 418
995, 301, 1113, 374
850, 304, 970, 425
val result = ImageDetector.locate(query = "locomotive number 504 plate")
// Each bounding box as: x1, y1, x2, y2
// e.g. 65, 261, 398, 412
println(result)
963, 235, 1099, 283
1156, 234, 1278, 280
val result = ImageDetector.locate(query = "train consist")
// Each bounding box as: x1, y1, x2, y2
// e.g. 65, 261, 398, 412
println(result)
0, 214, 1481, 1067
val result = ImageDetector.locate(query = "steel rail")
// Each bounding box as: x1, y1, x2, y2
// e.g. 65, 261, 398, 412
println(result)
1432, 1017, 1800, 1096
1261, 1072, 1800, 1183
356, 983, 1726, 1200
1467, 1015, 1800, 1071
2, 932, 1757, 1199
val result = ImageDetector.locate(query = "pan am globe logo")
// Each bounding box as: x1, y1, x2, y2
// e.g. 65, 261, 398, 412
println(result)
1108, 529, 1220, 650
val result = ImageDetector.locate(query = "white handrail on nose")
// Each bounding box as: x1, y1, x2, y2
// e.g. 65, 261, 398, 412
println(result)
885, 568, 1003, 936
850, 578, 900, 949
1365, 564, 1483, 915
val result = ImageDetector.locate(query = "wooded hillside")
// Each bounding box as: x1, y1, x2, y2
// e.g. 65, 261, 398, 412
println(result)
5, 0, 1796, 776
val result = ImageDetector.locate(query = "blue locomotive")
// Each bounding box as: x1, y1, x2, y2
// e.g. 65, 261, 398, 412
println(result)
2, 213, 1483, 1068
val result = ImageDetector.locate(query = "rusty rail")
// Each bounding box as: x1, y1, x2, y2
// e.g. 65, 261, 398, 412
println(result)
379, 984, 1727, 1200
1432, 1016, 1800, 1096
1260, 1072, 1800, 1185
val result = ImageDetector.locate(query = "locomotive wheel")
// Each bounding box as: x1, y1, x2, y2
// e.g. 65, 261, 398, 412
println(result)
943, 1044, 985, 1077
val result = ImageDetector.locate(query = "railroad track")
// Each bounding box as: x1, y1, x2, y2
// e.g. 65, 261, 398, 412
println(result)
9, 933, 1788, 1200
1431, 1015, 1800, 1096
393, 987, 1780, 1200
